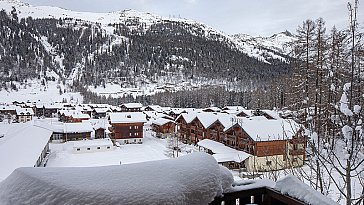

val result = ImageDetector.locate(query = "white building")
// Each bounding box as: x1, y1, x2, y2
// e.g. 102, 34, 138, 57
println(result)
72, 138, 114, 153
15, 107, 34, 123
0, 121, 53, 181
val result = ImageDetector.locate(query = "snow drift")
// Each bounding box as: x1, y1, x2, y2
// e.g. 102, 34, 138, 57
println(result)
0, 152, 233, 205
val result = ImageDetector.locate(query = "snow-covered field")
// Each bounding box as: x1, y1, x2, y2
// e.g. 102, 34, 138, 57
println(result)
47, 130, 169, 167
0, 79, 82, 104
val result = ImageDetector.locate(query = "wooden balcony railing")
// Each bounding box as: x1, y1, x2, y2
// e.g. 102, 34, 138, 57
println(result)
289, 149, 305, 155
210, 187, 305, 205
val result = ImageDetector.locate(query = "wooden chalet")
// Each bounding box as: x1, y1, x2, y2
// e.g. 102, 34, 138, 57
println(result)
108, 112, 146, 144
0, 105, 17, 121
120, 103, 143, 112
16, 108, 34, 123
227, 117, 305, 172
151, 118, 175, 136
58, 110, 90, 123
176, 111, 306, 172
202, 107, 222, 113
144, 105, 163, 112
92, 108, 110, 119
35, 103, 60, 118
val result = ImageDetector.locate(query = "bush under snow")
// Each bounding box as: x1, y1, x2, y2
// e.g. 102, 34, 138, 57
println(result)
0, 152, 233, 205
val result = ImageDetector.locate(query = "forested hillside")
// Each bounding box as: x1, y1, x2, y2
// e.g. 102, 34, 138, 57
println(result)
0, 1, 293, 107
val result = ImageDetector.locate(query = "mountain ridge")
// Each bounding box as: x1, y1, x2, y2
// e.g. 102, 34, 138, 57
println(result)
0, 0, 294, 104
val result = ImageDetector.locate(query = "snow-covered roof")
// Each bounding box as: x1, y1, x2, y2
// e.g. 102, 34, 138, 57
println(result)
83, 119, 109, 130
197, 139, 250, 163
169, 108, 186, 115
58, 109, 76, 116
222, 106, 245, 111
72, 138, 113, 148
177, 112, 197, 124
110, 106, 121, 112
35, 103, 61, 109
109, 112, 146, 124
196, 112, 219, 128
0, 105, 17, 111
262, 109, 281, 119
93, 107, 110, 113
75, 105, 93, 112
274, 174, 339, 205
15, 107, 34, 116
241, 117, 300, 141
87, 104, 110, 108
144, 105, 163, 112
143, 111, 173, 120
152, 118, 174, 126
121, 103, 143, 109
203, 107, 222, 112
0, 121, 53, 181
63, 122, 94, 133
71, 113, 90, 119
0, 153, 233, 205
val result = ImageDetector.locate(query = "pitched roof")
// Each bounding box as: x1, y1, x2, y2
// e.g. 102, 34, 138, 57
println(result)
0, 121, 53, 181
152, 118, 174, 126
241, 117, 300, 141
197, 139, 250, 163
15, 108, 34, 116
63, 122, 94, 133
121, 103, 143, 109
109, 112, 146, 124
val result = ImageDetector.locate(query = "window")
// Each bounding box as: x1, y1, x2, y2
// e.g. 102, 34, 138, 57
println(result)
266, 161, 272, 166
107, 146, 110, 149
77, 148, 80, 151
97, 147, 100, 150
134, 133, 138, 136
130, 126, 132, 129
87, 148, 91, 150
129, 133, 132, 136
293, 144, 298, 150
134, 139, 136, 142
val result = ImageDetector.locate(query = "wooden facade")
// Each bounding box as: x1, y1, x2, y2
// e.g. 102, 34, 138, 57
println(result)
176, 114, 306, 171
35, 107, 58, 118
109, 122, 144, 141
151, 121, 175, 134
210, 187, 306, 205
95, 128, 106, 139
120, 105, 142, 112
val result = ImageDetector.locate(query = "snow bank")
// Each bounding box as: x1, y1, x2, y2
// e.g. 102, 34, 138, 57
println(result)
274, 174, 339, 205
0, 153, 233, 205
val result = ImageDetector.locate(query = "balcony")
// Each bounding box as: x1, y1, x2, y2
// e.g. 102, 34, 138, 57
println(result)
289, 149, 305, 155
210, 187, 305, 205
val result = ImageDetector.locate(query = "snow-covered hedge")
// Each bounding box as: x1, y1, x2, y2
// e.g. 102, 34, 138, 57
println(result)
0, 152, 233, 205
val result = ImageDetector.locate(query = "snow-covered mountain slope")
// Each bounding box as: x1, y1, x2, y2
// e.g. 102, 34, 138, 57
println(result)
231, 31, 296, 63
0, 0, 294, 64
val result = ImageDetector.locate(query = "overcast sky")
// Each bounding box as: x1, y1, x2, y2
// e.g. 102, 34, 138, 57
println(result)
22, 0, 364, 36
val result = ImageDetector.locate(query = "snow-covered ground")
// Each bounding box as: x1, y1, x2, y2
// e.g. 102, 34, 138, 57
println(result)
0, 79, 82, 104
47, 130, 169, 167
